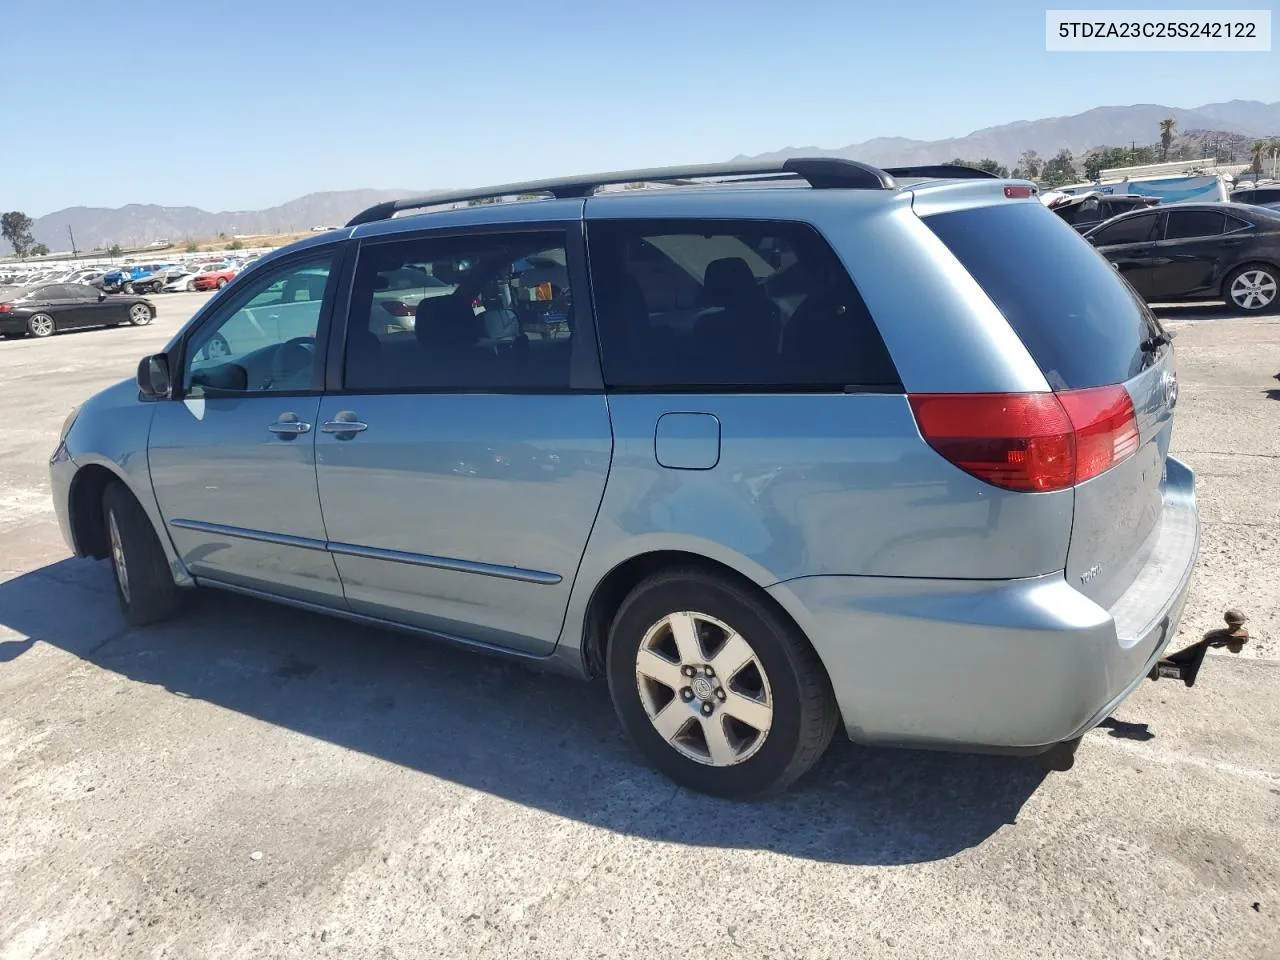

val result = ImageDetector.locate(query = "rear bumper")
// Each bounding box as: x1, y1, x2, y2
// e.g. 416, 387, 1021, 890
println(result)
769, 456, 1199, 751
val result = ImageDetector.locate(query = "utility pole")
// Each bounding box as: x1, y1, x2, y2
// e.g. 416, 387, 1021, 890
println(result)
67, 225, 78, 259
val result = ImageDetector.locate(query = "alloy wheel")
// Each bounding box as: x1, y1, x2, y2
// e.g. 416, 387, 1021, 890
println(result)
28, 314, 54, 337
129, 304, 152, 325
108, 510, 130, 604
1230, 269, 1278, 311
634, 610, 773, 766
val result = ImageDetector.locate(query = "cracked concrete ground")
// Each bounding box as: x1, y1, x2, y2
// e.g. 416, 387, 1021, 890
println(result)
1, 295, 1277, 959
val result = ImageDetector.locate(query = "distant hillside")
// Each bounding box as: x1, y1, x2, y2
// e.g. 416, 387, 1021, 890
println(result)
19, 189, 417, 254
8, 99, 1278, 255
733, 99, 1279, 171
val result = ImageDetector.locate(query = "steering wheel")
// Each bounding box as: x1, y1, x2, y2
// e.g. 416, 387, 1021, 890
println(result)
268, 336, 316, 387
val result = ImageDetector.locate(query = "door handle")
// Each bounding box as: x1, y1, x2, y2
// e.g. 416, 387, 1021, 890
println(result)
268, 416, 311, 437
321, 414, 368, 438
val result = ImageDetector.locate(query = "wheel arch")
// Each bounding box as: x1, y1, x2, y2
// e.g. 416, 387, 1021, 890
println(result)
575, 548, 829, 689
67, 463, 128, 559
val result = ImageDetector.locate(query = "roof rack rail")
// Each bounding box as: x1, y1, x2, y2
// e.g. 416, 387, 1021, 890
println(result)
345, 157, 898, 226
883, 164, 1001, 180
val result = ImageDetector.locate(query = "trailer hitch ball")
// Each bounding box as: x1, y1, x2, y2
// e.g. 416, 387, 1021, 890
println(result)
1149, 609, 1250, 688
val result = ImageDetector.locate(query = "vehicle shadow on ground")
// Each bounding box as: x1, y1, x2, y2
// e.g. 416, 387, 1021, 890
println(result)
0, 558, 1047, 867
1150, 303, 1231, 322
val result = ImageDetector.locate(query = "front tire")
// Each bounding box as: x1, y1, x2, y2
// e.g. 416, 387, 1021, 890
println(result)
102, 482, 183, 627
27, 313, 55, 338
606, 567, 838, 799
1224, 263, 1279, 314
128, 303, 154, 326
150, 281, 164, 294
122, 282, 135, 294
216, 277, 228, 289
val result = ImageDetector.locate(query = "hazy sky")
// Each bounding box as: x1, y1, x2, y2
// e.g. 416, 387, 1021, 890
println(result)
4, 0, 1275, 215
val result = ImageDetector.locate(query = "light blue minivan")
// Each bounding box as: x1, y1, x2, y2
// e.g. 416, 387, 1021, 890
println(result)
50, 159, 1198, 797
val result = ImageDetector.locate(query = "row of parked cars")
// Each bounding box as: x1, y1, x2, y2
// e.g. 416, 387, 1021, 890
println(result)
0, 256, 261, 340
1038, 180, 1280, 314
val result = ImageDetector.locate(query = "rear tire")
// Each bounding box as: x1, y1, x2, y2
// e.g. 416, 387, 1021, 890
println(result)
122, 282, 135, 294
151, 281, 164, 294
27, 313, 55, 338
1224, 263, 1279, 314
102, 482, 183, 627
606, 567, 839, 799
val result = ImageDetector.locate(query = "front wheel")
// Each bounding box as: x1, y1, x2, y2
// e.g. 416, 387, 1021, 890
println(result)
1224, 264, 1279, 314
122, 282, 135, 294
186, 279, 197, 292
27, 313, 55, 338
606, 567, 839, 799
102, 482, 183, 627
128, 303, 153, 326
216, 277, 228, 289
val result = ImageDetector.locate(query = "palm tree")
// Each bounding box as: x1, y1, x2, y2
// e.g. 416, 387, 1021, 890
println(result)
1250, 141, 1266, 177
1159, 117, 1177, 161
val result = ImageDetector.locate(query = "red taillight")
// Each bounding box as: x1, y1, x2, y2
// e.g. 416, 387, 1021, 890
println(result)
379, 300, 415, 317
909, 386, 1138, 492
0, 303, 11, 313
1058, 385, 1140, 483
1004, 184, 1035, 199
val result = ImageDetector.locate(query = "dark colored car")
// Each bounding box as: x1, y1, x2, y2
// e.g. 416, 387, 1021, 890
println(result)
0, 283, 156, 339
1083, 202, 1280, 313
1047, 191, 1160, 233
1232, 184, 1280, 210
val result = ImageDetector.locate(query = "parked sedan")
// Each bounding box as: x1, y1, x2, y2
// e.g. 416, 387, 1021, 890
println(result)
0, 283, 155, 338
191, 265, 238, 291
1084, 202, 1280, 313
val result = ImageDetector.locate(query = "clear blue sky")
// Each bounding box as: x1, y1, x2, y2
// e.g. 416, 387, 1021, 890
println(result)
4, 0, 1275, 214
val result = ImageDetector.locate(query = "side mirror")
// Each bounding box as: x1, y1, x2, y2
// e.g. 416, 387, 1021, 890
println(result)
137, 353, 172, 398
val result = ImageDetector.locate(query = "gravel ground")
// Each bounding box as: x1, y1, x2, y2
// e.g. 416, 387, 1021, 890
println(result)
0, 294, 1277, 960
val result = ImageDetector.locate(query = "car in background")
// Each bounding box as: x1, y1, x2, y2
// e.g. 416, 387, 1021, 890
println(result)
1044, 191, 1160, 233
1232, 183, 1280, 211
160, 268, 201, 293
102, 264, 174, 295
1084, 201, 1280, 313
0, 283, 155, 338
191, 263, 239, 291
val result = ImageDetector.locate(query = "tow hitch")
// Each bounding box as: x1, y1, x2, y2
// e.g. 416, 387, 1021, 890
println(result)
1149, 609, 1250, 688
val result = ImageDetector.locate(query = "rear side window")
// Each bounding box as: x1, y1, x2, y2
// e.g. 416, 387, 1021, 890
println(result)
924, 202, 1161, 390
1088, 213, 1159, 246
1164, 210, 1226, 240
344, 231, 574, 392
587, 219, 899, 390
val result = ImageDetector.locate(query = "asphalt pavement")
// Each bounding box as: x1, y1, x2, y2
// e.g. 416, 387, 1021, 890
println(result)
0, 294, 1277, 960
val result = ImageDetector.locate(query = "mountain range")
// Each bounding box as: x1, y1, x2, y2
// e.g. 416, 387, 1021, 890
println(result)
9, 99, 1279, 255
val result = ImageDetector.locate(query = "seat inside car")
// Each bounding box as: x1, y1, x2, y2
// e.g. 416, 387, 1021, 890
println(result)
692, 256, 782, 377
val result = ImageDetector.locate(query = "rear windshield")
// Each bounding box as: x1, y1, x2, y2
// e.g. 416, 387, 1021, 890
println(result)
923, 202, 1162, 390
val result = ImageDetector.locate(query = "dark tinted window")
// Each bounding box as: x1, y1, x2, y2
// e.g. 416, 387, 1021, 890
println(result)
1236, 187, 1280, 204
1224, 214, 1252, 233
588, 219, 899, 390
1089, 213, 1159, 246
924, 203, 1162, 390
31, 285, 78, 300
1164, 210, 1226, 240
344, 232, 574, 391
